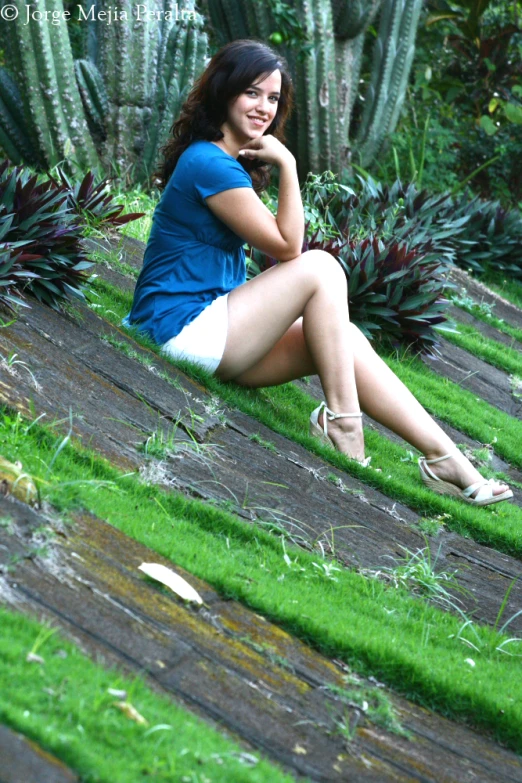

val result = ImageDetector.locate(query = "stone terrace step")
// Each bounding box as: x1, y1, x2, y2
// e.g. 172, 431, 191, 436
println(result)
421, 338, 522, 419
0, 724, 79, 783
450, 304, 522, 352
1, 495, 521, 783
450, 268, 522, 332
1, 294, 521, 636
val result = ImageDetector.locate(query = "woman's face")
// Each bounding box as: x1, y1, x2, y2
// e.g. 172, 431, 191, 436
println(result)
225, 69, 282, 141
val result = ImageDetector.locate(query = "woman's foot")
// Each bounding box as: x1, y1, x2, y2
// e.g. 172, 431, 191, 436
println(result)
317, 409, 366, 463
421, 448, 510, 499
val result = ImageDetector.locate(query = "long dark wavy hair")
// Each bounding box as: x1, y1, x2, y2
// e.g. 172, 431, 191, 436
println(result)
152, 38, 294, 196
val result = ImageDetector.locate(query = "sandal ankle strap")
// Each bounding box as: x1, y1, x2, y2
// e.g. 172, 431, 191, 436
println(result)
419, 450, 466, 483
422, 452, 454, 465
317, 401, 362, 439
319, 401, 363, 421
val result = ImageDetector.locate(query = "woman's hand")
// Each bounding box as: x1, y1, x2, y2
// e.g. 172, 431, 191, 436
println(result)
238, 135, 294, 167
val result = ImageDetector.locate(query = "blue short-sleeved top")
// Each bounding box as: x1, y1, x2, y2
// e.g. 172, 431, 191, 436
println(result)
123, 140, 253, 345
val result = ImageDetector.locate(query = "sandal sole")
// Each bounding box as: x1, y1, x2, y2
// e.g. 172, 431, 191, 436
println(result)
419, 466, 513, 507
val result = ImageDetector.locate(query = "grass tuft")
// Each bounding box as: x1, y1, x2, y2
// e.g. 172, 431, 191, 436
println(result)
2, 405, 522, 753
0, 609, 296, 783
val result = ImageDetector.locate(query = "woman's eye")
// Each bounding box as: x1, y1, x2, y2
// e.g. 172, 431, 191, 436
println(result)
246, 90, 278, 100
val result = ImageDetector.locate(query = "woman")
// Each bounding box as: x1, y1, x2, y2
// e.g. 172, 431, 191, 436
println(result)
125, 39, 512, 507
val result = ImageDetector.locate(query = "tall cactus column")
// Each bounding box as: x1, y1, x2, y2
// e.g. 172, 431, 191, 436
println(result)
354, 0, 423, 166
3, 0, 100, 171
96, 0, 164, 176
0, 0, 209, 186
147, 10, 208, 182
333, 0, 382, 169
96, 0, 208, 183
301, 0, 338, 174
202, 0, 422, 182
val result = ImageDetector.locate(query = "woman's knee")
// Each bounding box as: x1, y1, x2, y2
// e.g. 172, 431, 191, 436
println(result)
295, 249, 348, 293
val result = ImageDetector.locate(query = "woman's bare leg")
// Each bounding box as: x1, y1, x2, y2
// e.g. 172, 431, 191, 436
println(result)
216, 250, 366, 459
216, 255, 508, 494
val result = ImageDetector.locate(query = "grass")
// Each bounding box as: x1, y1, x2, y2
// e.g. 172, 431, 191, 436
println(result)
2, 406, 522, 754
483, 274, 522, 311
417, 515, 449, 536
6, 175, 522, 771
325, 675, 409, 738
82, 185, 157, 246
248, 433, 279, 453
383, 350, 522, 470
442, 321, 522, 379
85, 277, 522, 561
0, 609, 297, 783
451, 293, 522, 345
86, 243, 141, 281
358, 541, 469, 612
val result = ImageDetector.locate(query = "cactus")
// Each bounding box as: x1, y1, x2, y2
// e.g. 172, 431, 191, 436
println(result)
88, 0, 208, 182
0, 0, 418, 184
137, 9, 209, 183
0, 0, 209, 187
332, 0, 378, 39
0, 0, 100, 172
74, 59, 109, 139
354, 0, 424, 164
201, 0, 422, 179
0, 67, 38, 165
22, 0, 99, 171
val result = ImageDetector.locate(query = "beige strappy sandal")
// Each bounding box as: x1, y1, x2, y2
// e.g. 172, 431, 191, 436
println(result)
309, 401, 371, 467
419, 452, 513, 507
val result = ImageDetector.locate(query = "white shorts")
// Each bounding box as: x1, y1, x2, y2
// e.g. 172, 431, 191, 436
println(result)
160, 293, 229, 374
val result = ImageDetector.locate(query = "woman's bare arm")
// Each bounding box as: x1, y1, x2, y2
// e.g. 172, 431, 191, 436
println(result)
205, 138, 305, 262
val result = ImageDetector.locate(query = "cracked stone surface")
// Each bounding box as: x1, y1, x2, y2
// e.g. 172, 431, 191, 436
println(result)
1, 286, 521, 634
0, 233, 521, 779
1, 495, 521, 782
0, 724, 79, 783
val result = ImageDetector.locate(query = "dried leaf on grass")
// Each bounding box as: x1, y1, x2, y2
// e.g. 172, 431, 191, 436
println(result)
113, 701, 148, 725
138, 562, 203, 605
0, 457, 38, 504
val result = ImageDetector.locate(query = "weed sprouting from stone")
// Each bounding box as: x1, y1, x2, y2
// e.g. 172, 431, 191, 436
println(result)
358, 541, 469, 611
417, 514, 451, 536
326, 674, 410, 739
248, 433, 279, 453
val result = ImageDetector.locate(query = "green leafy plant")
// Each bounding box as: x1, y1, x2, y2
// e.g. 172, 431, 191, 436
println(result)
265, 0, 314, 61
426, 0, 521, 126
0, 159, 146, 312
337, 173, 522, 277
47, 167, 146, 230
246, 173, 457, 354
0, 159, 93, 311
369, 0, 522, 205
449, 192, 522, 276
338, 235, 454, 355
301, 170, 355, 242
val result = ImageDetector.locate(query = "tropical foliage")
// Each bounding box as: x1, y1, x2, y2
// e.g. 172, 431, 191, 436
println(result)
368, 0, 522, 205
246, 173, 456, 354
0, 160, 143, 311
